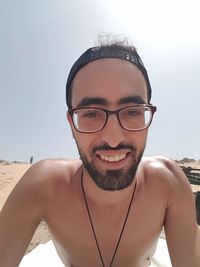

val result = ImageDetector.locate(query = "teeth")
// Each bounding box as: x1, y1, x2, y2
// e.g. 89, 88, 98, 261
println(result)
119, 154, 126, 160
99, 154, 126, 162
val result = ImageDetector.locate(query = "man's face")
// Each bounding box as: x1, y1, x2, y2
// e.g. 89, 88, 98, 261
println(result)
68, 58, 148, 191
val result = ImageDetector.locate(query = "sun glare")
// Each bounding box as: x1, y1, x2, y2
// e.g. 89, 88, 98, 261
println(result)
107, 0, 199, 46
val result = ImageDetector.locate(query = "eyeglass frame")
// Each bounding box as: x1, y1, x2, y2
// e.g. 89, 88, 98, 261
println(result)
68, 104, 157, 133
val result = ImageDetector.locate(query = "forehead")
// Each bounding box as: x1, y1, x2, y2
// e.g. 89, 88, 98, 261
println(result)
71, 58, 148, 108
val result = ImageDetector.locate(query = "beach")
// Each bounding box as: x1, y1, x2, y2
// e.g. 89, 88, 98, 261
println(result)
0, 159, 200, 254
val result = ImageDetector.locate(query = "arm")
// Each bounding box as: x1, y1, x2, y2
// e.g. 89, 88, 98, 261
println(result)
163, 159, 200, 267
0, 161, 46, 267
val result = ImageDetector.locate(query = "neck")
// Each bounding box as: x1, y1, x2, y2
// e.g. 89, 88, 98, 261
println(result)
81, 168, 137, 210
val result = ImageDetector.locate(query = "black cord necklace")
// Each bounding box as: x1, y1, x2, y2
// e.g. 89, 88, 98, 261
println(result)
81, 170, 137, 267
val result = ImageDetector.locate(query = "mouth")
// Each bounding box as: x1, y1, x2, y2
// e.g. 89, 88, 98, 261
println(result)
96, 151, 130, 163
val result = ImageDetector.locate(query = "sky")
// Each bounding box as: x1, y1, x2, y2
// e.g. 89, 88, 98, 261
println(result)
0, 0, 200, 163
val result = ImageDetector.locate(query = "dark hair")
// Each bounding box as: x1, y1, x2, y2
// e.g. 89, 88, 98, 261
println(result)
66, 41, 152, 109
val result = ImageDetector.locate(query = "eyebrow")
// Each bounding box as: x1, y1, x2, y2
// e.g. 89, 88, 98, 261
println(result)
76, 97, 108, 108
75, 95, 146, 108
117, 96, 146, 105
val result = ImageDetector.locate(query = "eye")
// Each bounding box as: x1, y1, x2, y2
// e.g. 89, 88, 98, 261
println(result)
127, 109, 141, 116
85, 112, 97, 117
124, 108, 143, 117
81, 110, 102, 118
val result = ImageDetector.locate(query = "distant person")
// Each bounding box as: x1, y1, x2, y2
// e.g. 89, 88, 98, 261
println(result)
29, 156, 33, 164
0, 35, 199, 267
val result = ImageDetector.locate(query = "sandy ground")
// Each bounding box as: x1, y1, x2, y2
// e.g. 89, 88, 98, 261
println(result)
0, 159, 200, 255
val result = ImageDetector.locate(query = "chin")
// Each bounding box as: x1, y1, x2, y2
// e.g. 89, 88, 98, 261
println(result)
77, 143, 144, 191
84, 161, 139, 191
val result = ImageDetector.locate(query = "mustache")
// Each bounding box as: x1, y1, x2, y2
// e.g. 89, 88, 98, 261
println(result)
92, 143, 136, 154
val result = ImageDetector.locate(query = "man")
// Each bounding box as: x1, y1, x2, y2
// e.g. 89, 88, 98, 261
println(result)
0, 39, 199, 267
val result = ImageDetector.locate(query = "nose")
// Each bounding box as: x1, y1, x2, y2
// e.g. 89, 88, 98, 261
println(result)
99, 113, 125, 148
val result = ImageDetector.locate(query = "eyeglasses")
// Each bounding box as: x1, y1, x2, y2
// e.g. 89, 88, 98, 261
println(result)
68, 104, 157, 133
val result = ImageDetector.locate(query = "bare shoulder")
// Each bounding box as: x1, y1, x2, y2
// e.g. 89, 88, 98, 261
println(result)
28, 158, 82, 181
19, 158, 82, 195
139, 155, 192, 202
140, 155, 188, 183
1, 158, 82, 217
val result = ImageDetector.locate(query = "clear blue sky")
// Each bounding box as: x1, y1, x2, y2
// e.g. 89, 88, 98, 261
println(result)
0, 0, 200, 162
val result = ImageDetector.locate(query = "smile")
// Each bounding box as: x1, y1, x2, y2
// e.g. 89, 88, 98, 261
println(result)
98, 153, 127, 162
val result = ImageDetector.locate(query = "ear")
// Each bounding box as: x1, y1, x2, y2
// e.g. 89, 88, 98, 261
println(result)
66, 111, 75, 139
66, 111, 71, 123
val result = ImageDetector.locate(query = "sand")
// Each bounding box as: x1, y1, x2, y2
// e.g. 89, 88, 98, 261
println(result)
0, 159, 200, 254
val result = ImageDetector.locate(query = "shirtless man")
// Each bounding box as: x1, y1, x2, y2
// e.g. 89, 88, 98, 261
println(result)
0, 40, 199, 267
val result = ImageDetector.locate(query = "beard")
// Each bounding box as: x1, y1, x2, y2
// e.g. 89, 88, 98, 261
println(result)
76, 141, 145, 191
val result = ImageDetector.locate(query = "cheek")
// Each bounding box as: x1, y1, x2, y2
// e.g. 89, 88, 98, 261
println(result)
131, 130, 148, 149
139, 131, 148, 149
73, 132, 95, 155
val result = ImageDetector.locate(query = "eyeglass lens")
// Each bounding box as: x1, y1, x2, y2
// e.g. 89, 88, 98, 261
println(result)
72, 106, 153, 132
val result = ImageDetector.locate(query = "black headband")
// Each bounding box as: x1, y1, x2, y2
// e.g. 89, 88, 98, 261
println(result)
66, 46, 152, 107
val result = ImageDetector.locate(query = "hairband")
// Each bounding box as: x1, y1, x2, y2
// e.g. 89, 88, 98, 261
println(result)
66, 46, 152, 107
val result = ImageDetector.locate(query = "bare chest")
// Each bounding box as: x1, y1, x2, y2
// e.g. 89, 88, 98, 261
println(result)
45, 193, 165, 267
